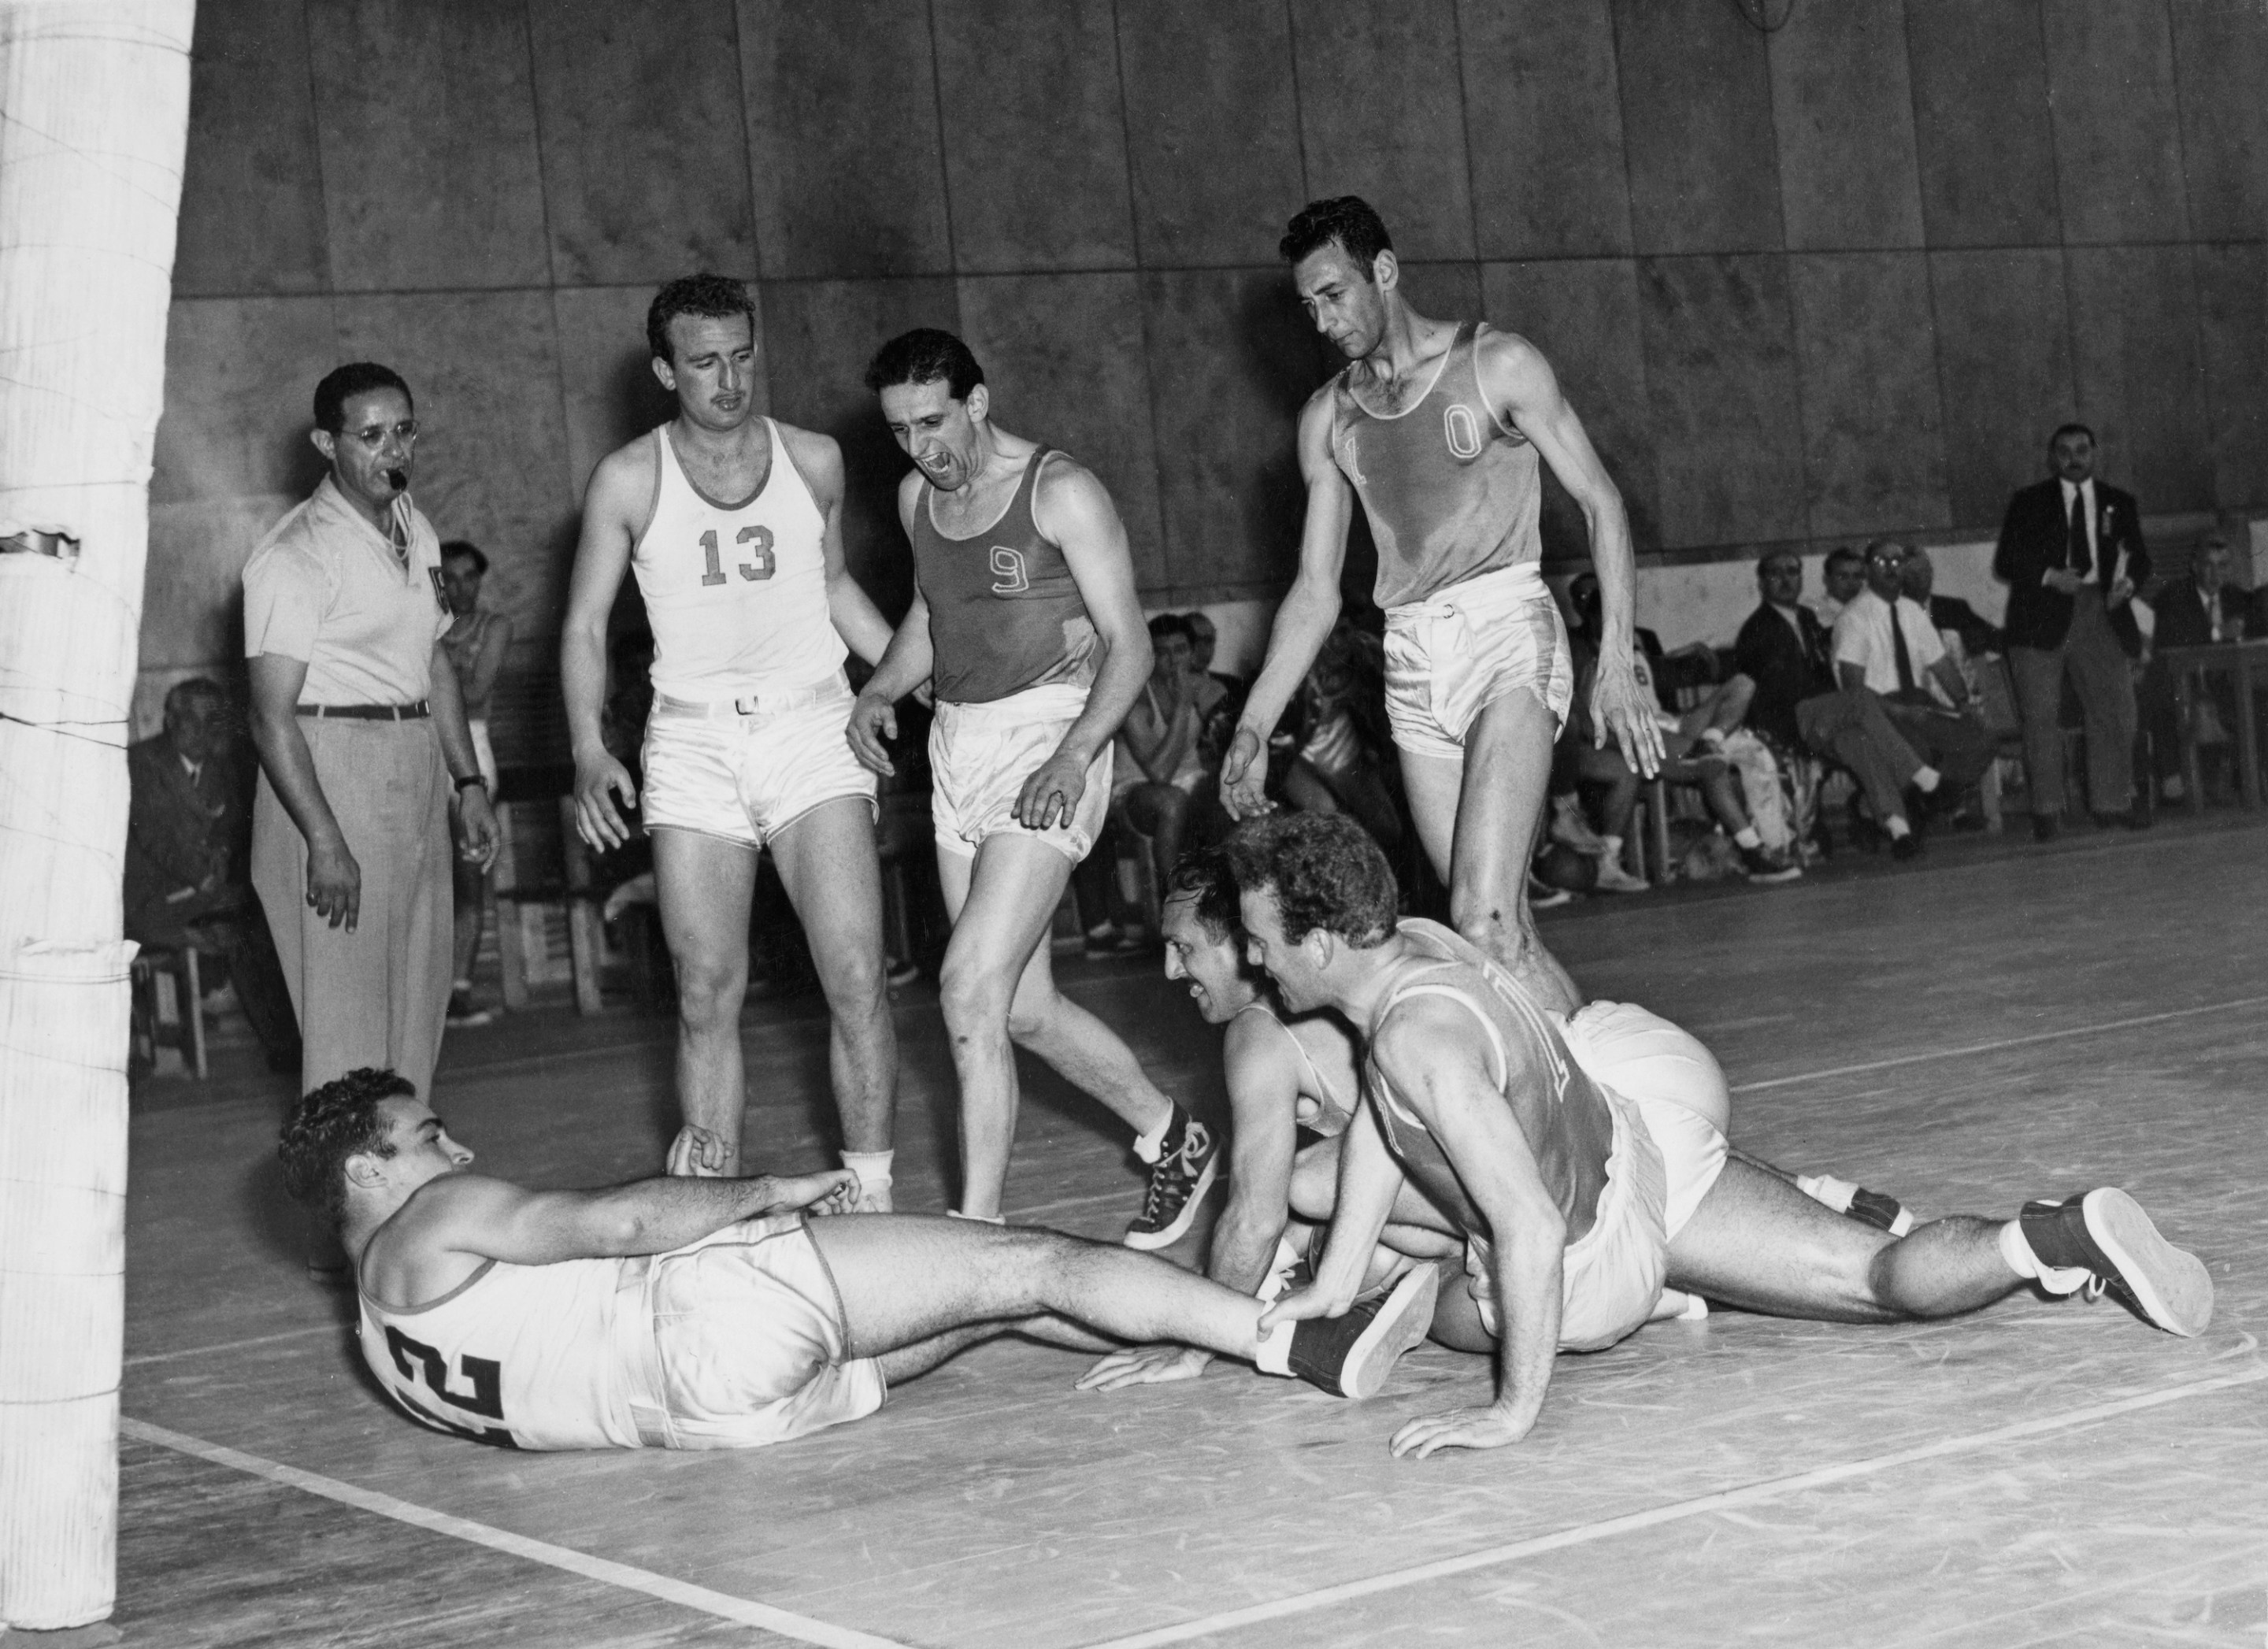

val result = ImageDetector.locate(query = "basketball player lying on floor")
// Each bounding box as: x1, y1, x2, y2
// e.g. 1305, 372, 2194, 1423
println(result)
1214, 813, 2214, 1458
277, 1069, 1432, 1451
1078, 847, 1914, 1392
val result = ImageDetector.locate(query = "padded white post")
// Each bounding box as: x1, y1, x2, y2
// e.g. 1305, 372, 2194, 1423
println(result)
0, 1, 195, 1630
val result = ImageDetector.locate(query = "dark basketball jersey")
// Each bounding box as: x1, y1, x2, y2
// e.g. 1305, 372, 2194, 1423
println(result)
910, 447, 1100, 705
1329, 321, 1543, 609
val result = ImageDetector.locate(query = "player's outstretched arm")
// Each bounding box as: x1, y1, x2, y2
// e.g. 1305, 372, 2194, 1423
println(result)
562, 444, 649, 850
785, 424, 894, 668
1078, 1016, 1306, 1390
1223, 391, 1351, 817
1018, 458, 1151, 831
403, 1168, 859, 1269
1367, 1005, 1566, 1459
1483, 330, 1659, 777
845, 474, 939, 777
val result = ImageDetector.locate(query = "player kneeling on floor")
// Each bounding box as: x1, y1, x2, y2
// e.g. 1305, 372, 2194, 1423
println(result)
1226, 813, 2216, 1459
278, 1068, 1432, 1451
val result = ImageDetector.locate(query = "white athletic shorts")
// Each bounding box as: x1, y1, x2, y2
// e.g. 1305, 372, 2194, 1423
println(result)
1466, 1086, 1669, 1352
1384, 563, 1575, 760
1557, 1000, 1732, 1240
931, 682, 1112, 863
640, 673, 876, 850
630, 1215, 885, 1451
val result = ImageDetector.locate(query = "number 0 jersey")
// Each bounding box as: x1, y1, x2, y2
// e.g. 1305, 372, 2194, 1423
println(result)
357, 1253, 646, 1450
909, 447, 1099, 706
1329, 321, 1542, 610
631, 417, 844, 702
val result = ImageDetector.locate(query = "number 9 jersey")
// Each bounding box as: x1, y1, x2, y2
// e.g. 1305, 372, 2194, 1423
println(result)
631, 417, 844, 702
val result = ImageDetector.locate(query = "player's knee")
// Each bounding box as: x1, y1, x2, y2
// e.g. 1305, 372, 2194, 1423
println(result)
821, 943, 888, 1016
1288, 1152, 1338, 1221
937, 955, 1014, 1036
1002, 985, 1058, 1045
672, 953, 746, 1028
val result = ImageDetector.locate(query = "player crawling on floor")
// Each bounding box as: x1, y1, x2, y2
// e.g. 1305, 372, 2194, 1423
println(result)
277, 1069, 1435, 1452
1203, 813, 2214, 1458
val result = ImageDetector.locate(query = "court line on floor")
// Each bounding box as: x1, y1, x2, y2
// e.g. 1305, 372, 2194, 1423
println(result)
120, 1418, 914, 1649
1079, 1362, 2268, 1649
1729, 995, 2268, 1095
125, 1325, 339, 1367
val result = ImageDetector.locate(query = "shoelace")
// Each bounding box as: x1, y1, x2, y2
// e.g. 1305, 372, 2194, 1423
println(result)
1139, 1135, 1199, 1224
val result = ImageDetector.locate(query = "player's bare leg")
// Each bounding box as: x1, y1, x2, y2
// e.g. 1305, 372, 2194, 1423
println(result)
938, 834, 1174, 1218
651, 826, 758, 1175
1399, 687, 1580, 1013
769, 798, 899, 1170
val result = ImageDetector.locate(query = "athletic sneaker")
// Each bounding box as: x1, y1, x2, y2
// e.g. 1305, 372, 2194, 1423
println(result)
445, 985, 493, 1028
1123, 1108, 1220, 1251
1527, 873, 1573, 910
1548, 793, 1608, 856
1592, 856, 1651, 895
1738, 845, 1803, 884
2019, 1188, 2214, 1337
1844, 1187, 1914, 1236
1286, 1263, 1440, 1399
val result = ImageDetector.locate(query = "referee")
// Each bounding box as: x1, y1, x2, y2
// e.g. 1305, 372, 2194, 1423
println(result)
243, 363, 499, 1156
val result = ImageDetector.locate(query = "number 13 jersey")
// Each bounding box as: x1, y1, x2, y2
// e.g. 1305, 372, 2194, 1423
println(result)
632, 417, 844, 702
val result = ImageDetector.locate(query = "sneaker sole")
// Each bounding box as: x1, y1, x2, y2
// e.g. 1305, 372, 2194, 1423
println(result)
1121, 1149, 1221, 1251
2084, 1188, 2213, 1336
1337, 1263, 1440, 1399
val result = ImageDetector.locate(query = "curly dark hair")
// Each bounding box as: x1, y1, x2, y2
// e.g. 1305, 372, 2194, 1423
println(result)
862, 327, 985, 400
1221, 813, 1396, 949
1279, 196, 1393, 271
278, 1067, 416, 1228
1163, 845, 1242, 943
313, 362, 412, 435
647, 272, 756, 365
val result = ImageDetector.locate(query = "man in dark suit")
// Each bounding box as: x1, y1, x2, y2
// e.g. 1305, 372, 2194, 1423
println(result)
126, 679, 300, 1070
1733, 550, 1933, 858
1992, 424, 2150, 838
1900, 548, 2003, 660
2142, 534, 2251, 801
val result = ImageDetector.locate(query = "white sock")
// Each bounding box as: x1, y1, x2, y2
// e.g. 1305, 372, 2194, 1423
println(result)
1699, 727, 1727, 749
842, 1149, 894, 1196
1884, 815, 1913, 839
1913, 766, 1941, 793
1132, 1106, 1177, 1165
452, 977, 472, 993
947, 1208, 1005, 1225
1733, 825, 1762, 850
1598, 834, 1623, 859
1252, 1312, 1295, 1376
1797, 1173, 1857, 1213
1254, 1235, 1303, 1304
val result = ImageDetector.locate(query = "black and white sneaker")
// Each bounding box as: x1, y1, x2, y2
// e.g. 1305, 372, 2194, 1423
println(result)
1844, 1187, 1914, 1236
1287, 1263, 1440, 1399
1122, 1108, 1220, 1251
2020, 1189, 2214, 1337
1738, 844, 1803, 884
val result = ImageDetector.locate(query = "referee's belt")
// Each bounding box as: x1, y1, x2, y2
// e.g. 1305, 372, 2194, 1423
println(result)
295, 700, 430, 721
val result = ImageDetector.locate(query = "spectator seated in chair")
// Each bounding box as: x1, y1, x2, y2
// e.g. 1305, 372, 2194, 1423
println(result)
1277, 619, 1404, 854
125, 678, 301, 1073
2141, 532, 2252, 804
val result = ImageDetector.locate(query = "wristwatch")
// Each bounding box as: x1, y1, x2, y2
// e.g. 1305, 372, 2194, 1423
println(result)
454, 773, 488, 792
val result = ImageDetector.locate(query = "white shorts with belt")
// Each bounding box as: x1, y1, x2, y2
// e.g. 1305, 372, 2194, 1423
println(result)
639, 673, 876, 850
624, 1215, 885, 1451
1384, 563, 1574, 760
931, 682, 1113, 863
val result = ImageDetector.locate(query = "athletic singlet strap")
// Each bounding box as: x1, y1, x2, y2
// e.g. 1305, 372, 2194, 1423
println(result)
1236, 1002, 1346, 1120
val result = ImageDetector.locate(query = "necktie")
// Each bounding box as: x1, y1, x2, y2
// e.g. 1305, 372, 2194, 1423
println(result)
2066, 488, 2090, 580
1891, 602, 1916, 693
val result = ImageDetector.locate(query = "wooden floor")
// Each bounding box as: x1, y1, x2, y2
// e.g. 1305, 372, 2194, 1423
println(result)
101, 817, 2268, 1647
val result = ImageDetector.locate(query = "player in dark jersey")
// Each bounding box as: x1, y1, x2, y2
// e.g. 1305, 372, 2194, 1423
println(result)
1221, 197, 1663, 1015
848, 331, 1218, 1245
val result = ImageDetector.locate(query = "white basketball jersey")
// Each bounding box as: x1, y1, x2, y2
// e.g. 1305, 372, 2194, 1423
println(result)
356, 1256, 644, 1451
632, 417, 844, 700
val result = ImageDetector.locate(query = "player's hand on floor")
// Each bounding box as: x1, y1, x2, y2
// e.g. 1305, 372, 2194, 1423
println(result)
1015, 749, 1088, 830
1217, 727, 1270, 819
665, 1125, 734, 1177
1388, 1403, 1532, 1460
1074, 1344, 1212, 1391
573, 750, 639, 850
844, 692, 897, 776
769, 1168, 859, 1217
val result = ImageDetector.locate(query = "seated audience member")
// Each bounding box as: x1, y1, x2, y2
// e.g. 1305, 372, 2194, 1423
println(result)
1566, 576, 1796, 886
125, 679, 301, 1071
439, 540, 513, 1028
1833, 542, 1994, 836
1818, 547, 1866, 628
2143, 533, 2251, 802
1180, 610, 1233, 717
1280, 620, 1403, 851
1900, 547, 2002, 660
1111, 613, 1209, 903
1734, 550, 1934, 862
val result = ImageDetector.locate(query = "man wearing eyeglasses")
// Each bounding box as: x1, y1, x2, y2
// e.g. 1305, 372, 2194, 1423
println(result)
243, 361, 500, 1277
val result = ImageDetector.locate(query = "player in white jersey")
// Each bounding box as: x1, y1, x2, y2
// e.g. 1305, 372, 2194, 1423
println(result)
562, 276, 900, 1207
280, 1069, 1440, 1451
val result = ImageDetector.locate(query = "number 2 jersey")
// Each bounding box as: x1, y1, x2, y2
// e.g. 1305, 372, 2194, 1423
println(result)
631, 417, 844, 702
